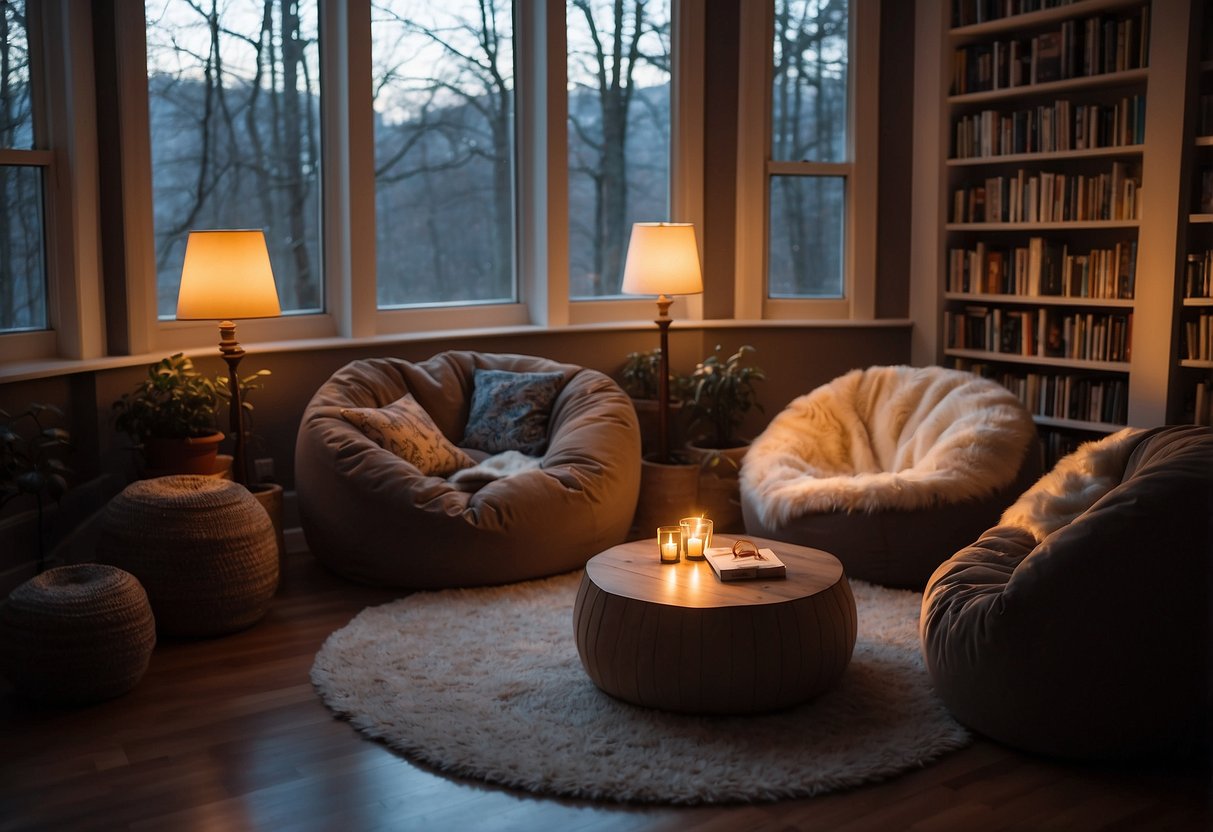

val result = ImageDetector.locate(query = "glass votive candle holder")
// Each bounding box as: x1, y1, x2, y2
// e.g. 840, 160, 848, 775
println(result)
680, 517, 712, 560
657, 526, 682, 564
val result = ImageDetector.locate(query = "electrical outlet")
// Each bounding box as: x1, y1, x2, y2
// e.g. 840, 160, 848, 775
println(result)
253, 457, 275, 482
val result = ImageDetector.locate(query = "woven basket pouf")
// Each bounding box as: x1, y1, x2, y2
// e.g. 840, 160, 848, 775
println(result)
0, 564, 156, 704
96, 475, 279, 638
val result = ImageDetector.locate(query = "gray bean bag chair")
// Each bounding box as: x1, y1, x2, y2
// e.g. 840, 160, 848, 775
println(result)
920, 425, 1213, 759
296, 351, 641, 588
740, 365, 1041, 589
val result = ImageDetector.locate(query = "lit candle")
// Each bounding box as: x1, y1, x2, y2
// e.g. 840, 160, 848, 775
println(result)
661, 533, 679, 563
686, 536, 703, 559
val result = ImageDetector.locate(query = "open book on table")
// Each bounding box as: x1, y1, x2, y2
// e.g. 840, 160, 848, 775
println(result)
705, 546, 787, 582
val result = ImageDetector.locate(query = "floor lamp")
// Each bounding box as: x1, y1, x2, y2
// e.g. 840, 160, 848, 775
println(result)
621, 222, 704, 464
175, 230, 281, 486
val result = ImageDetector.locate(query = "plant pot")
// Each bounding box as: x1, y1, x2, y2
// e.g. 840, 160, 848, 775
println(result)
683, 441, 750, 533
142, 430, 225, 477
248, 482, 286, 580
632, 456, 700, 540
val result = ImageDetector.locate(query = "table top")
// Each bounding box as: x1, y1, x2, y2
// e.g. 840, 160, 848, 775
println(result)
585, 534, 844, 610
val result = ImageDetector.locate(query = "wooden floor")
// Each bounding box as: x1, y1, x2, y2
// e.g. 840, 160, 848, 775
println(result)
1, 552, 1209, 832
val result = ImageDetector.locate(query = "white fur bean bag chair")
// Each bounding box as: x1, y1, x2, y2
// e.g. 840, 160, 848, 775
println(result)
740, 365, 1040, 588
920, 426, 1213, 759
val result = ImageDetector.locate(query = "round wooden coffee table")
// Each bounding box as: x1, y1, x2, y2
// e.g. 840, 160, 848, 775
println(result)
574, 534, 856, 715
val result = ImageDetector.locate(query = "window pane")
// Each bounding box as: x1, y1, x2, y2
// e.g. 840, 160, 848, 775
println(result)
771, 0, 848, 163
1, 2, 47, 333
1, 0, 33, 148
768, 175, 843, 298
0, 166, 46, 331
146, 1, 322, 318
567, 0, 670, 299
372, 1, 516, 307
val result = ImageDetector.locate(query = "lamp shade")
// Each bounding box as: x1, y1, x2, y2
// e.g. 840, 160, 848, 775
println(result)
176, 230, 281, 321
621, 222, 704, 297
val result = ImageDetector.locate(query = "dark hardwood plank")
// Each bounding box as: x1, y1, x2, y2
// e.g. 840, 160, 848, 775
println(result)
1, 552, 1209, 831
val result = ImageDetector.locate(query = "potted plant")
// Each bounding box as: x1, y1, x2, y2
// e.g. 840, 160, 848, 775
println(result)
682, 344, 765, 531
113, 353, 223, 476
1, 404, 71, 572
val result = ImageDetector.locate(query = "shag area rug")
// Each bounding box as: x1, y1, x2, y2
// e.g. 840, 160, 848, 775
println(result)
311, 572, 970, 805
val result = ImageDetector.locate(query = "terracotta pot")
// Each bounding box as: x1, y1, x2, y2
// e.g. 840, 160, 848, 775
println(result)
683, 441, 750, 533
142, 431, 224, 477
632, 456, 700, 540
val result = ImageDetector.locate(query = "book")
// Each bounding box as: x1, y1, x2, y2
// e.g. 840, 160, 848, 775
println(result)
705, 547, 787, 582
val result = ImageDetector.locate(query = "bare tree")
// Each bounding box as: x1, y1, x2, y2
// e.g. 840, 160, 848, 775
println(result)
771, 0, 848, 295
568, 0, 667, 296
147, 0, 321, 315
372, 0, 513, 303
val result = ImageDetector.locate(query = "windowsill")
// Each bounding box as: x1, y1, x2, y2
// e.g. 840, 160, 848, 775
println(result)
0, 317, 913, 383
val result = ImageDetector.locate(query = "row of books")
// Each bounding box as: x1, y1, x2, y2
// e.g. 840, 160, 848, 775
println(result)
951, 95, 1145, 159
1200, 94, 1213, 138
1183, 313, 1213, 362
1006, 371, 1128, 424
948, 238, 1136, 299
951, 162, 1141, 223
946, 306, 1132, 363
963, 362, 1129, 424
951, 0, 1076, 29
951, 7, 1150, 95
1184, 251, 1213, 299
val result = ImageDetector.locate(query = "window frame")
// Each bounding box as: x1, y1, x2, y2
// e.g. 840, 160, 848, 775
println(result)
0, 1, 105, 363
734, 0, 878, 321
114, 0, 339, 355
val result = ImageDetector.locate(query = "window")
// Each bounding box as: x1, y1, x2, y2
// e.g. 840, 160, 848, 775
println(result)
145, 0, 322, 319
769, 0, 848, 298
0, 0, 48, 334
736, 0, 876, 319
56, 1, 699, 366
370, 0, 516, 308
566, 0, 671, 300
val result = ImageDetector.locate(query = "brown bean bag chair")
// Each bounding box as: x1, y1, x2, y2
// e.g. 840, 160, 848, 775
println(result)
920, 426, 1213, 759
740, 365, 1041, 589
295, 351, 641, 588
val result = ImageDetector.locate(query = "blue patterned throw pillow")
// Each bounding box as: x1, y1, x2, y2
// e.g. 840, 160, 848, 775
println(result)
461, 369, 566, 456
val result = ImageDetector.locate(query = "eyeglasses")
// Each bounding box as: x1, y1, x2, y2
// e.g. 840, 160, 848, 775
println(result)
731, 539, 766, 560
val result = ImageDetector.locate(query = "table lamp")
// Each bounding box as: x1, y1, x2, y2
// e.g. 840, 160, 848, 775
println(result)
621, 222, 704, 464
176, 229, 281, 486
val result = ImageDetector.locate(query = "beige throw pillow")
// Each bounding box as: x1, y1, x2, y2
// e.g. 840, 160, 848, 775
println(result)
341, 393, 473, 476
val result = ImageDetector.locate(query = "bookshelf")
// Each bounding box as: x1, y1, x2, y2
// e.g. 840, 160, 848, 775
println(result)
911, 0, 1200, 465
1177, 10, 1213, 424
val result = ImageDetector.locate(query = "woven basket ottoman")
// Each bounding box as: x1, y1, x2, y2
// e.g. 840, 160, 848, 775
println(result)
97, 476, 278, 638
0, 564, 156, 704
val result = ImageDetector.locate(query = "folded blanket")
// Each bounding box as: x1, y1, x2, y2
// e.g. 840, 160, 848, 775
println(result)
449, 450, 544, 492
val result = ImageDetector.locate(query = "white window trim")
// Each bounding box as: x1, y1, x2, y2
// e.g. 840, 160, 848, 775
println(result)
0, 1, 104, 363
734, 0, 879, 321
